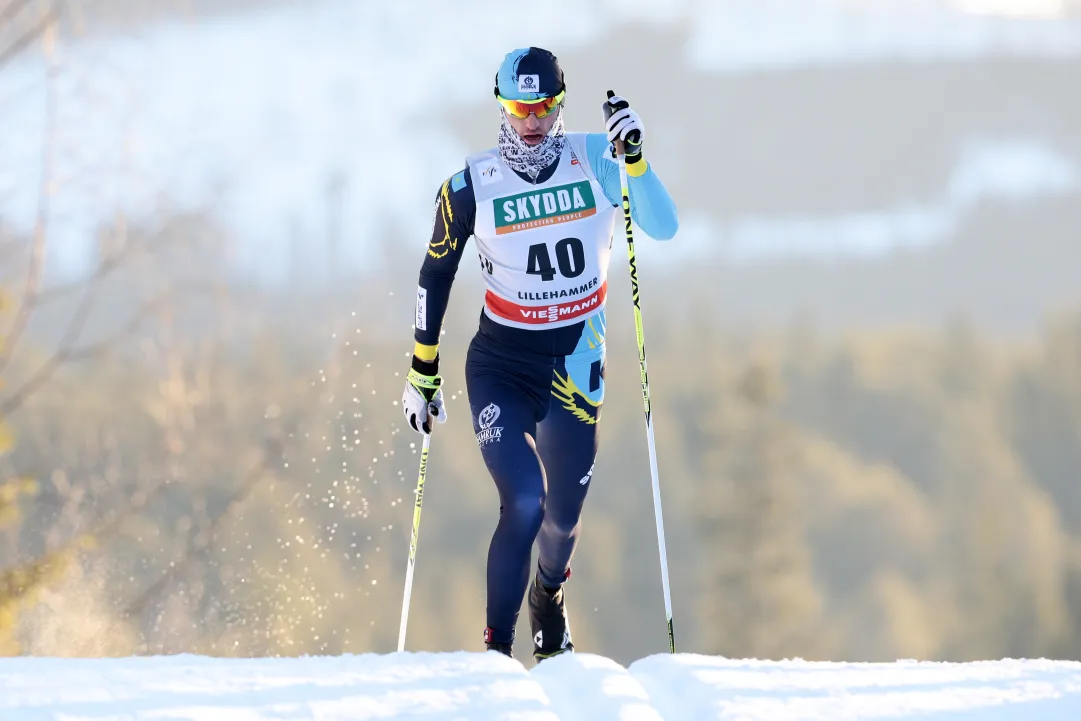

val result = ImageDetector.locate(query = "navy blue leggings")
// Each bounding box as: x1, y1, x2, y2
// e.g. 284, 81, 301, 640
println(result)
465, 329, 606, 646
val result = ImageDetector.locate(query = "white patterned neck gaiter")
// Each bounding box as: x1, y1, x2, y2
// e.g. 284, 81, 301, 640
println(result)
496, 106, 566, 183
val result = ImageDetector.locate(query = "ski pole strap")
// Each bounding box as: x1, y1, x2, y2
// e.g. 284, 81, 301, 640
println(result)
410, 354, 440, 379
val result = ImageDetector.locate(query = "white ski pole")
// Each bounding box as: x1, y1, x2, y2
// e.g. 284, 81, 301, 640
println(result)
397, 431, 432, 652
609, 90, 676, 653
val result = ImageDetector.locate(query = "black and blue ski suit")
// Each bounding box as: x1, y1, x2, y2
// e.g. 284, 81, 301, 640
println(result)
412, 130, 678, 647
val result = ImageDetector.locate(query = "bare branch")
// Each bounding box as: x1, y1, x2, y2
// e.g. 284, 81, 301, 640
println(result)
0, 282, 218, 418
0, 354, 58, 420
0, 462, 174, 605
35, 231, 132, 307
0, 236, 26, 267
0, 0, 33, 29
123, 435, 282, 619
64, 463, 179, 554
0, 1, 57, 73
0, 4, 57, 374
34, 211, 198, 308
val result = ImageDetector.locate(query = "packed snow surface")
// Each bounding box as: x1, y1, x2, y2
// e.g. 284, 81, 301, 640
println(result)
3, 651, 1081, 719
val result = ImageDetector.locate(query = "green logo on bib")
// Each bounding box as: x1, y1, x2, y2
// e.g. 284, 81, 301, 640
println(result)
494, 181, 597, 235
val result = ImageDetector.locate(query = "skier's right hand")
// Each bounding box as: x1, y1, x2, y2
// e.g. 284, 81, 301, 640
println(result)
402, 355, 446, 435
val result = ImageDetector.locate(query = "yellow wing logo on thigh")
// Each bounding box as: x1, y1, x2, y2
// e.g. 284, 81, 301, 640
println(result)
552, 369, 600, 425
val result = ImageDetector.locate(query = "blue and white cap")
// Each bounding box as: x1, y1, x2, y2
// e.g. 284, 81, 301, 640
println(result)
493, 47, 565, 102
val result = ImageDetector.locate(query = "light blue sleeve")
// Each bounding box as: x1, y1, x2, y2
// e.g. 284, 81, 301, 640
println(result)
584, 133, 679, 240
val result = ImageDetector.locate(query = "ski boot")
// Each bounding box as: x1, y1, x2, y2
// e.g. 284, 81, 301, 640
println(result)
483, 626, 512, 657
528, 571, 574, 662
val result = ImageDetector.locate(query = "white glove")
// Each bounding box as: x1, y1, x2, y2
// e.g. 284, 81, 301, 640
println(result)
402, 366, 446, 435
602, 91, 644, 159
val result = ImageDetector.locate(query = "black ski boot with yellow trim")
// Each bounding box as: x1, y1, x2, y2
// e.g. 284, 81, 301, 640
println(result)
528, 571, 574, 662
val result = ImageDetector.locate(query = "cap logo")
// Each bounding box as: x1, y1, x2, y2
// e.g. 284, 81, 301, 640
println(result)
518, 74, 539, 94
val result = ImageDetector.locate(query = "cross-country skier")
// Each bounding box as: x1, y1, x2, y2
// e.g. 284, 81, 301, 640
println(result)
401, 46, 678, 662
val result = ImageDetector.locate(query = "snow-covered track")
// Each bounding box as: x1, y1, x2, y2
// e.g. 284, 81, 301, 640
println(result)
4, 651, 1081, 719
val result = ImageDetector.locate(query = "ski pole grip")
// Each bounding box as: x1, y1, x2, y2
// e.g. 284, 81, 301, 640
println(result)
607, 89, 627, 157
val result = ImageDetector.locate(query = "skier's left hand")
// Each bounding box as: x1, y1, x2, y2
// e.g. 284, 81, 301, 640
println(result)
602, 91, 644, 160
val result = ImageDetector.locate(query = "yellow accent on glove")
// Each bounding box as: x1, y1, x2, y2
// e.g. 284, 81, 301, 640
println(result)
407, 367, 442, 396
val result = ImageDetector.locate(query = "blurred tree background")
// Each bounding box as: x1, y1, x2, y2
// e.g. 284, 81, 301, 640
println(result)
3, 0, 1081, 667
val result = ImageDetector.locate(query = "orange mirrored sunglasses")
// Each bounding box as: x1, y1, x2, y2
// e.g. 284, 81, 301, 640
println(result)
497, 90, 565, 119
